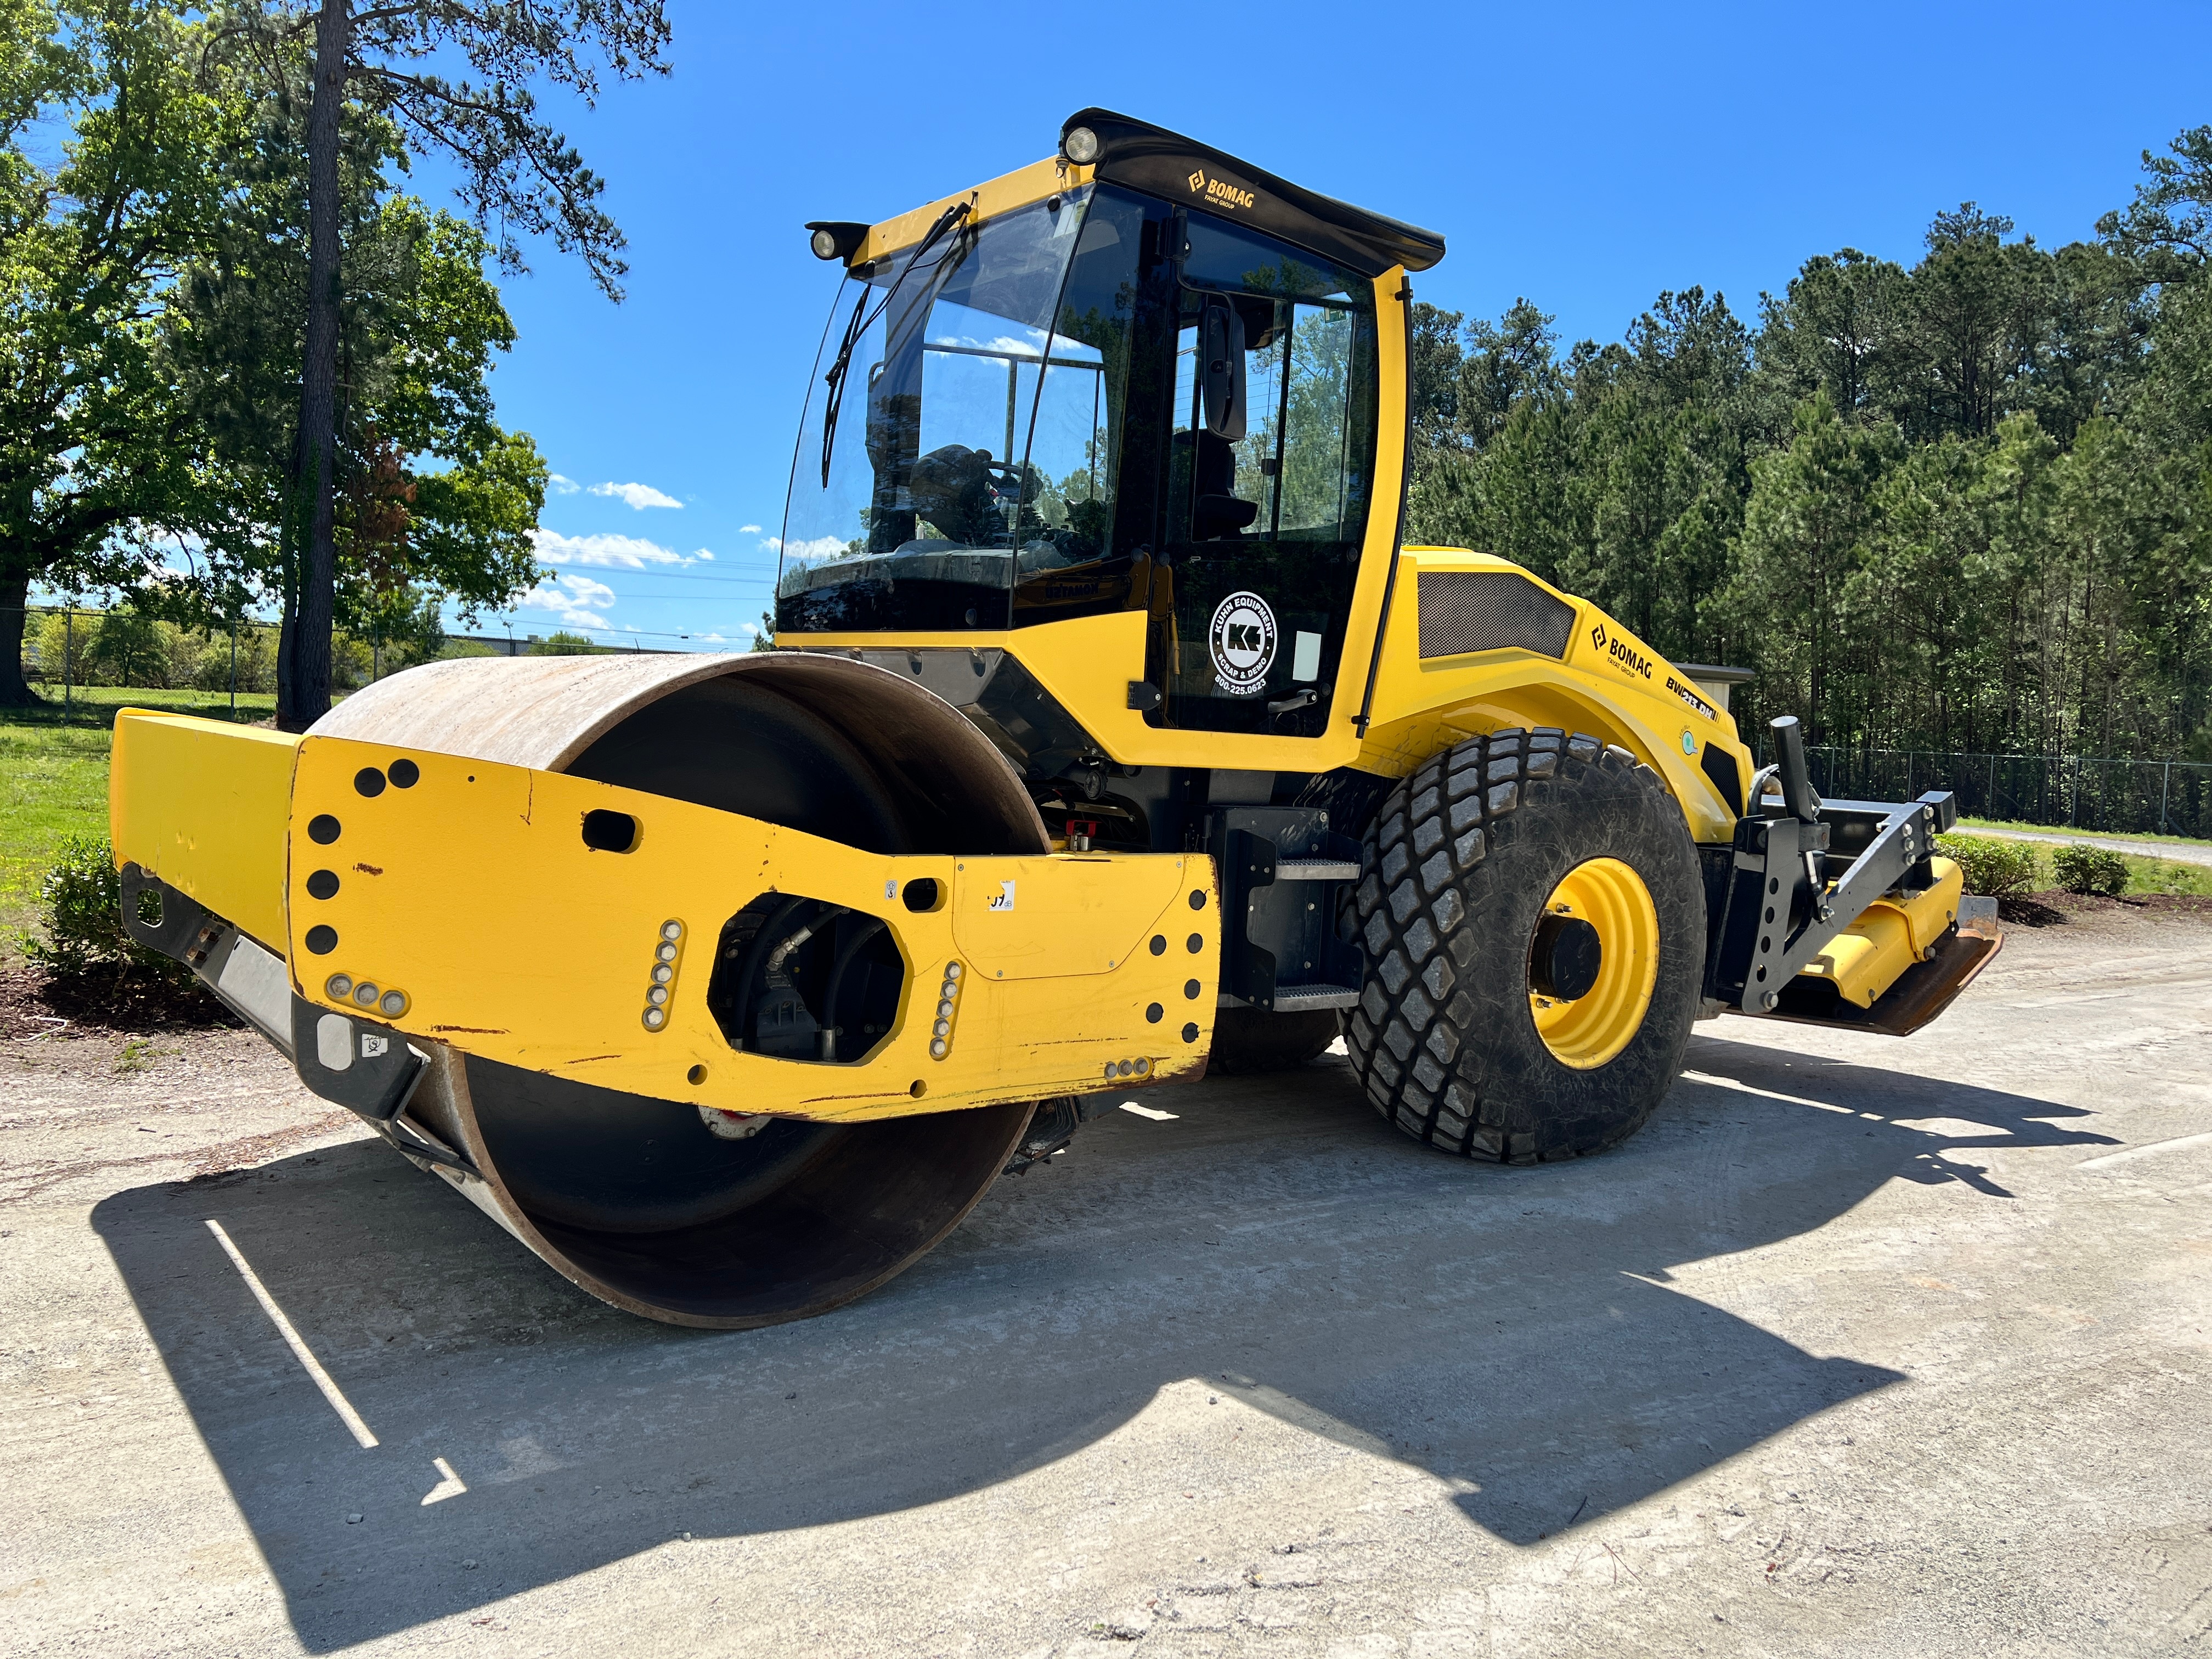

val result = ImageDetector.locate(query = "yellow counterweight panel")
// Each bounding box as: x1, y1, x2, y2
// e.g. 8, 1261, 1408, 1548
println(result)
1358, 550, 1750, 844
110, 710, 300, 952
1798, 857, 1966, 1008
285, 734, 1218, 1122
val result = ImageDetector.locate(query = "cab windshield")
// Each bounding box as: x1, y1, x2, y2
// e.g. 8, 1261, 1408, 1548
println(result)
777, 186, 1144, 632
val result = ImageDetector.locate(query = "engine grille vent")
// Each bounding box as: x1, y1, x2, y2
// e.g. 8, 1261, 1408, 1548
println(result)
1415, 571, 1576, 661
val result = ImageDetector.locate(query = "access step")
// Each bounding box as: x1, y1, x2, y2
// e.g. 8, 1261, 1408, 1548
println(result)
1273, 858, 1361, 882
1261, 983, 1362, 1012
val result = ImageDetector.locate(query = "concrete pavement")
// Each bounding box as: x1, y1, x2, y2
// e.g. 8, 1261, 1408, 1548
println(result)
3, 904, 2209, 1657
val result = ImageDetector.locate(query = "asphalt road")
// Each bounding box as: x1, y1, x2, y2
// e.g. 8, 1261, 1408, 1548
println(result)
3, 902, 2209, 1658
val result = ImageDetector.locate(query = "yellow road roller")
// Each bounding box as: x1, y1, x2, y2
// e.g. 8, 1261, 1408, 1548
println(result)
109, 111, 2000, 1327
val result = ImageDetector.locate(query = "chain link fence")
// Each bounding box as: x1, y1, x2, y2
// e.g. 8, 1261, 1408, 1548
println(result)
1775, 746, 2212, 840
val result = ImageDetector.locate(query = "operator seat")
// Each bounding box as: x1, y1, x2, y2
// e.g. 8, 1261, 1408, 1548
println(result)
1173, 429, 1259, 540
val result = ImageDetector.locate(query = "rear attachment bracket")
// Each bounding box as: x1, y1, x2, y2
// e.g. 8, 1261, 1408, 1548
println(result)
1708, 789, 1960, 1015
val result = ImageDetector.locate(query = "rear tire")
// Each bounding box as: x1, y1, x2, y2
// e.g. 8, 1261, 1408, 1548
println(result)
1206, 1006, 1342, 1074
1345, 727, 1703, 1163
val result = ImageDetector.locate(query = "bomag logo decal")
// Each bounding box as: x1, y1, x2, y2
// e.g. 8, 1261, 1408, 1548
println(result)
1666, 674, 1718, 721
1587, 620, 1652, 681
1186, 170, 1256, 211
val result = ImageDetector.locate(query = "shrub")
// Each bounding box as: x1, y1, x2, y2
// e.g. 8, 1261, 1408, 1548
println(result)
83, 608, 172, 687
2051, 843, 2129, 896
19, 833, 194, 984
23, 610, 88, 684
331, 633, 373, 689
1932, 833, 2040, 899
194, 624, 278, 693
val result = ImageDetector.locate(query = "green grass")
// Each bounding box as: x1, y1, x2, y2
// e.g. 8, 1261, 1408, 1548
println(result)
2108, 853, 2212, 896
1, 687, 276, 958
1955, 815, 2212, 853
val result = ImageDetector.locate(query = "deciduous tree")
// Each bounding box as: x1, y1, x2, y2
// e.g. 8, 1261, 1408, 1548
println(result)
0, 0, 229, 704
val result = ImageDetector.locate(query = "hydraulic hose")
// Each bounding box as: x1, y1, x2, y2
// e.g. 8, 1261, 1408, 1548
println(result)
816, 916, 889, 1062
730, 894, 812, 1052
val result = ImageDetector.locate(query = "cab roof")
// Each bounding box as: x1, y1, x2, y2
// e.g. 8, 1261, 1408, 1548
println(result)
1062, 108, 1446, 278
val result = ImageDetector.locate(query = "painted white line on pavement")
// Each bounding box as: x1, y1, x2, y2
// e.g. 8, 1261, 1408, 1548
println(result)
205, 1218, 379, 1449
2076, 1131, 2212, 1170
1679, 1070, 1855, 1114
421, 1457, 469, 1505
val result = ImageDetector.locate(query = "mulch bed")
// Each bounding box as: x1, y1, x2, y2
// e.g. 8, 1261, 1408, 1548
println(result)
0, 964, 239, 1039
1999, 889, 2212, 928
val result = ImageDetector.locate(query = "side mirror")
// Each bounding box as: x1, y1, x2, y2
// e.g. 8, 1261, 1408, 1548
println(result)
1199, 294, 1246, 441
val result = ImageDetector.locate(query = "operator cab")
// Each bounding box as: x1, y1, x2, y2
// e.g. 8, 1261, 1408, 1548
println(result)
776, 110, 1442, 740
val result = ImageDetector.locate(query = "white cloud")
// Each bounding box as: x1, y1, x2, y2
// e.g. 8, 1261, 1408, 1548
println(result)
933, 328, 1051, 357
766, 534, 848, 563
590, 481, 683, 511
739, 523, 762, 534
549, 473, 582, 495
516, 571, 617, 627
532, 529, 713, 570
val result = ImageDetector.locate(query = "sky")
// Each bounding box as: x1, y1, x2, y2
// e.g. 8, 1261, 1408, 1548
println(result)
70, 0, 2212, 650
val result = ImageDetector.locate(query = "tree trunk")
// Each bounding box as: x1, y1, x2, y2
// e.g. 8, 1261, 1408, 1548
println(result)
0, 562, 36, 707
282, 0, 349, 733
274, 532, 297, 720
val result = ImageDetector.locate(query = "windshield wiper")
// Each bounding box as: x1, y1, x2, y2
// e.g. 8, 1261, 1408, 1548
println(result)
819, 200, 972, 487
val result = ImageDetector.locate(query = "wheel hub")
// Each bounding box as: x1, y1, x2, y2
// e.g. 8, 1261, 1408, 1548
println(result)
1530, 913, 1603, 1001
1528, 857, 1661, 1070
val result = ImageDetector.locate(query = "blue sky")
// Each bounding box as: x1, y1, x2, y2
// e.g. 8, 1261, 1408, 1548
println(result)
72, 1, 2212, 648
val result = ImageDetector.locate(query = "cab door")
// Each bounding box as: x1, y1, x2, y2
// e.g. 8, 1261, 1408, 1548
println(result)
1143, 213, 1381, 739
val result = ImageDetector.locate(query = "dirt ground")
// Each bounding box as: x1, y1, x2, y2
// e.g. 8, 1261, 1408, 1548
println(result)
2, 900, 2208, 1657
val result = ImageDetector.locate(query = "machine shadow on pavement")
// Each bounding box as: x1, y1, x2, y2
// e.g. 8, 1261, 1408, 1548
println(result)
92, 1031, 2113, 1651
